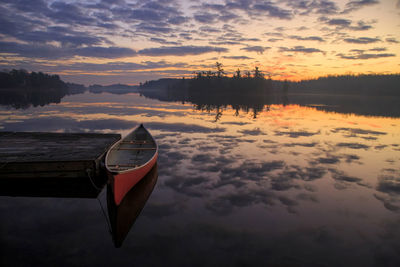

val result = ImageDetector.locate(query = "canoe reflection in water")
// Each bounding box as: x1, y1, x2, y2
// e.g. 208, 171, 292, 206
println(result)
106, 163, 158, 248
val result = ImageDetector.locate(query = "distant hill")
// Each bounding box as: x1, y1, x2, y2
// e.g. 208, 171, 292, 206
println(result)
66, 82, 87, 95
88, 84, 138, 94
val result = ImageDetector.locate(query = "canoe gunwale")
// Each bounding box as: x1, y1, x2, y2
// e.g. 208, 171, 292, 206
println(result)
105, 125, 158, 175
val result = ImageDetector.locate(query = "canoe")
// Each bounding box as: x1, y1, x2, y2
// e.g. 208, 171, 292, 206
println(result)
105, 124, 158, 205
107, 164, 158, 247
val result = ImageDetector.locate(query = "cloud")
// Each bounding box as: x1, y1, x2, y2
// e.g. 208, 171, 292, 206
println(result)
150, 38, 181, 45
136, 23, 173, 34
320, 17, 374, 31
193, 8, 239, 24
343, 0, 379, 14
252, 2, 293, 19
194, 12, 217, 23
350, 52, 395, 59
325, 18, 352, 27
267, 38, 283, 42
222, 56, 253, 60
198, 0, 293, 20
284, 0, 339, 15
0, 0, 190, 60
344, 20, 374, 31
337, 49, 395, 60
343, 37, 381, 44
47, 61, 188, 72
0, 41, 67, 59
5, 25, 109, 48
74, 46, 137, 58
0, 41, 137, 59
199, 26, 222, 33
139, 46, 228, 56
288, 35, 325, 42
240, 46, 270, 54
279, 46, 325, 54
386, 38, 399, 44
369, 47, 387, 52
49, 2, 97, 25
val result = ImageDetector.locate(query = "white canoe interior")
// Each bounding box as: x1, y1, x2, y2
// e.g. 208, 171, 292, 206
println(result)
106, 125, 157, 173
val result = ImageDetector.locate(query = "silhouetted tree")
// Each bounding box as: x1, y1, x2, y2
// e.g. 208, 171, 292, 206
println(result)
206, 70, 215, 78
254, 66, 263, 79
234, 69, 241, 78
215, 62, 225, 78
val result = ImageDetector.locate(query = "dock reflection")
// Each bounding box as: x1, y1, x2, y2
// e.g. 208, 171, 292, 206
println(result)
107, 164, 158, 248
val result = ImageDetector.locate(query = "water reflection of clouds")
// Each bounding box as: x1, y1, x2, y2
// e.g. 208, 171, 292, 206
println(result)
376, 171, 400, 198
283, 142, 318, 147
374, 194, 400, 213
332, 127, 387, 137
1, 197, 111, 265
153, 117, 399, 219
164, 175, 209, 198
274, 129, 320, 138
336, 142, 370, 150
148, 122, 225, 133
2, 93, 400, 265
237, 128, 266, 136
142, 202, 182, 219
119, 220, 386, 266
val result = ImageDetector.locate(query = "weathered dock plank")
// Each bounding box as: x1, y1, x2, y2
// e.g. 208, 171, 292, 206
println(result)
0, 132, 120, 162
0, 132, 120, 198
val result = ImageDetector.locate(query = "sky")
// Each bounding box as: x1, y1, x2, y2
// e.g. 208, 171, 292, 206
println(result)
0, 0, 399, 85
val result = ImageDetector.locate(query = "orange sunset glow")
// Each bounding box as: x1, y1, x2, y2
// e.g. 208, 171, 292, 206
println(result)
0, 0, 399, 85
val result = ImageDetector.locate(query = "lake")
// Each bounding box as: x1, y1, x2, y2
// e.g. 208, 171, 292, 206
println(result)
1, 91, 400, 266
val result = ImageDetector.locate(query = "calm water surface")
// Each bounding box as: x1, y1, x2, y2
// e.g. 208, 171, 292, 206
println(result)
1, 92, 400, 266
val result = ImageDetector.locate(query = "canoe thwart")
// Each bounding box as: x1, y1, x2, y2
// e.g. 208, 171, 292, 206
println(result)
120, 141, 148, 144
108, 164, 140, 167
116, 147, 156, 150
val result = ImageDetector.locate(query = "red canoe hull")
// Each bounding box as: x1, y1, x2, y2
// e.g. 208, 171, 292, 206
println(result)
108, 151, 158, 206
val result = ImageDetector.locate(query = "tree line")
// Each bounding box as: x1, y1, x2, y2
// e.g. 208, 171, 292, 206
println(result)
193, 62, 267, 80
0, 69, 67, 91
0, 69, 72, 109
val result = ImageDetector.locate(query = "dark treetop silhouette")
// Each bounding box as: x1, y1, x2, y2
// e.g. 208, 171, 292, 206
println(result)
0, 69, 85, 109
139, 63, 400, 118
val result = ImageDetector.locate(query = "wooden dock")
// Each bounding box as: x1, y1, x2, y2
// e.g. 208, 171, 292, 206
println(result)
0, 132, 120, 198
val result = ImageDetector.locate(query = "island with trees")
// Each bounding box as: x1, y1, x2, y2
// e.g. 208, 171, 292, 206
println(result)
0, 69, 85, 108
138, 62, 400, 118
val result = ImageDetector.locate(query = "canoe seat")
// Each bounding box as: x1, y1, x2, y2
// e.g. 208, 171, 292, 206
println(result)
120, 140, 148, 144
117, 147, 156, 150
108, 163, 141, 171
108, 164, 139, 167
